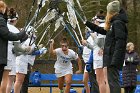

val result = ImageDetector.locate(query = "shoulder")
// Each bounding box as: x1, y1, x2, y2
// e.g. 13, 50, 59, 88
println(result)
134, 51, 139, 56
68, 49, 75, 53
87, 36, 93, 42
112, 20, 127, 33
99, 23, 105, 27
56, 48, 61, 50
113, 20, 125, 26
55, 48, 61, 52
7, 24, 20, 33
68, 49, 78, 56
0, 17, 6, 25
0, 17, 5, 21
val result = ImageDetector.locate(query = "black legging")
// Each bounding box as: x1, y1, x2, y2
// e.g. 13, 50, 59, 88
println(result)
108, 66, 121, 93
0, 64, 5, 86
124, 86, 135, 93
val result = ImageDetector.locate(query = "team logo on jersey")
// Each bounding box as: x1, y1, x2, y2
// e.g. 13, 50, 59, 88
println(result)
60, 56, 70, 63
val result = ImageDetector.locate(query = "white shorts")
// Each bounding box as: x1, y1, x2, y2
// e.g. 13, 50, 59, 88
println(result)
4, 59, 15, 70
84, 65, 89, 72
4, 65, 12, 70
82, 54, 90, 63
5, 52, 16, 70
16, 57, 28, 74
55, 68, 73, 78
9, 67, 16, 75
93, 60, 103, 69
93, 47, 103, 69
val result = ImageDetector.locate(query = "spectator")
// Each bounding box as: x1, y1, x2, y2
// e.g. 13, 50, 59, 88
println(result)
122, 42, 140, 93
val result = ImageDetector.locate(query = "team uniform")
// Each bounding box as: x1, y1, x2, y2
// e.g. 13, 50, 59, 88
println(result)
86, 23, 105, 69
4, 23, 20, 75
82, 36, 94, 72
54, 48, 78, 77
15, 38, 36, 74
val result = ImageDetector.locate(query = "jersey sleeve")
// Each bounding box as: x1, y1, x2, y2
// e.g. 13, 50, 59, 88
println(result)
55, 48, 60, 55
71, 50, 78, 60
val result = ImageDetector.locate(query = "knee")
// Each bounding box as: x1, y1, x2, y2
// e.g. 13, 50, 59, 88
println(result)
82, 80, 88, 85
104, 79, 109, 84
97, 78, 104, 85
65, 80, 71, 85
15, 79, 24, 84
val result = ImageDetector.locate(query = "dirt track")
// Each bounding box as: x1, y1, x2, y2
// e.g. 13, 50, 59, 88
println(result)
28, 87, 83, 93
28, 87, 125, 93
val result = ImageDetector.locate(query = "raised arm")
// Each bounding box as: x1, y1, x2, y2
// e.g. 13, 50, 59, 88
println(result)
49, 39, 56, 55
85, 21, 107, 35
0, 19, 26, 41
81, 39, 96, 50
82, 40, 94, 50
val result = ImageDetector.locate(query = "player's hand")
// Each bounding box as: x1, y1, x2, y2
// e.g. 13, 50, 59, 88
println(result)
25, 46, 31, 52
81, 39, 87, 46
94, 20, 100, 26
75, 70, 82, 74
83, 20, 87, 24
98, 49, 103, 56
38, 44, 44, 49
50, 39, 54, 44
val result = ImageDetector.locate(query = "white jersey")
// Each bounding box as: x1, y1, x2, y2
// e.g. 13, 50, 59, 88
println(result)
97, 23, 106, 40
82, 36, 93, 63
92, 23, 106, 61
16, 38, 36, 66
84, 23, 106, 61
54, 48, 78, 70
7, 24, 20, 67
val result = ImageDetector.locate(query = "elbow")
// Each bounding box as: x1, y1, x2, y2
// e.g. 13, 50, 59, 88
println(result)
49, 50, 53, 54
49, 50, 54, 55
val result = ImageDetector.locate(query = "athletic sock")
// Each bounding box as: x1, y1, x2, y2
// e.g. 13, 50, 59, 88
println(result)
60, 89, 64, 93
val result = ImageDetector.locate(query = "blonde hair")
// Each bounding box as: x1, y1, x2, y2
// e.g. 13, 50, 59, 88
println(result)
0, 1, 7, 14
104, 12, 118, 31
126, 42, 134, 51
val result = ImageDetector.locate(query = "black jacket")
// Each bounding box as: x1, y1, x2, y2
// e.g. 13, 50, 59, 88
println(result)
122, 51, 140, 87
85, 9, 128, 70
0, 13, 25, 65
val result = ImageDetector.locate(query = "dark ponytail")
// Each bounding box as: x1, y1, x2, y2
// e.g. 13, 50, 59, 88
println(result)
8, 8, 18, 20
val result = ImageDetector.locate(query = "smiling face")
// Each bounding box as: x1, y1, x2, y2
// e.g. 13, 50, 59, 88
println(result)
61, 43, 68, 51
60, 37, 69, 52
129, 44, 134, 51
126, 42, 135, 52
